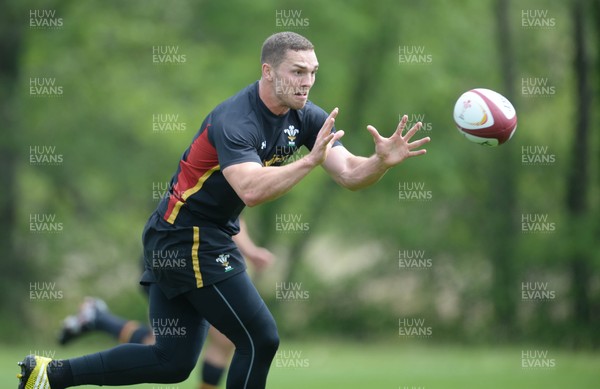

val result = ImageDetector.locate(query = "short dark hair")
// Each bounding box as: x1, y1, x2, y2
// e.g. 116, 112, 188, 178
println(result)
260, 32, 314, 68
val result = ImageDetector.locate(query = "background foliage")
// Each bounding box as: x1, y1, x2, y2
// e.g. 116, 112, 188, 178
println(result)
1, 0, 599, 353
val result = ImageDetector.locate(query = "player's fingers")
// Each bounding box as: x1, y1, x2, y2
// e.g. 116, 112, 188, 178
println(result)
394, 115, 408, 136
315, 122, 335, 149
366, 125, 381, 141
316, 132, 336, 150
319, 108, 338, 136
330, 107, 339, 119
403, 122, 422, 141
332, 129, 345, 143
325, 129, 345, 147
408, 149, 428, 157
409, 136, 431, 150
319, 119, 335, 137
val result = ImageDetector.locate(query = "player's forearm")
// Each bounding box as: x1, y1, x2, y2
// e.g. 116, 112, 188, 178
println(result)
334, 154, 390, 191
236, 157, 317, 207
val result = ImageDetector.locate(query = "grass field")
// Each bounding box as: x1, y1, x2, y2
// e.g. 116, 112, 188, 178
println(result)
2, 339, 599, 389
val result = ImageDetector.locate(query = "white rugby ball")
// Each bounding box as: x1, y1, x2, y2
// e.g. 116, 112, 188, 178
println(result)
453, 88, 517, 146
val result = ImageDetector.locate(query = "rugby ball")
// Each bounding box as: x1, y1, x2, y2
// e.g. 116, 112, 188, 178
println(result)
453, 88, 517, 146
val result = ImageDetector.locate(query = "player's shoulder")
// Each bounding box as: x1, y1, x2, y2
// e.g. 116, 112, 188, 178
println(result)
203, 83, 264, 150
214, 82, 258, 118
209, 82, 260, 131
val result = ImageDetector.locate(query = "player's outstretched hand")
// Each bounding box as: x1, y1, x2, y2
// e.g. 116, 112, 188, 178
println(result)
306, 108, 345, 167
367, 114, 430, 168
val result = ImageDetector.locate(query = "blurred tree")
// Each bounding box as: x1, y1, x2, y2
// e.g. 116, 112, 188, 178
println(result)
566, 0, 594, 346
0, 0, 31, 338
487, 0, 518, 339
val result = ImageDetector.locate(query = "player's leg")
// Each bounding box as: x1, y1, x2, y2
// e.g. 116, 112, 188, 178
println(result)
68, 284, 208, 386
19, 283, 209, 389
199, 326, 235, 389
59, 297, 154, 345
184, 271, 279, 389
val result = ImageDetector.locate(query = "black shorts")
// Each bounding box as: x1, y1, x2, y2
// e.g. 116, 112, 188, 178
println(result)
140, 211, 246, 298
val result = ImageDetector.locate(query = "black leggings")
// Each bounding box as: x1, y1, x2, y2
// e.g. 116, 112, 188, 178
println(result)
68, 271, 279, 389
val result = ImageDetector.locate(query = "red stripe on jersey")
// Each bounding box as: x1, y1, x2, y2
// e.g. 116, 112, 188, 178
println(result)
164, 126, 219, 224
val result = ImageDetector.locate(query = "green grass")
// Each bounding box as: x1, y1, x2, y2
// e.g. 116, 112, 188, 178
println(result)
2, 339, 599, 388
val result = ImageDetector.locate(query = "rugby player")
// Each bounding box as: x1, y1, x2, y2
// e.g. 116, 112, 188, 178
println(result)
18, 31, 429, 389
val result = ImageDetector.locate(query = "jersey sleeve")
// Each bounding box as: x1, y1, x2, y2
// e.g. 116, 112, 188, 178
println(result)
301, 102, 343, 151
209, 116, 262, 170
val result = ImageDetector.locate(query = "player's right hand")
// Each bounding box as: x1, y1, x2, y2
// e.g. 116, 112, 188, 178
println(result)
306, 108, 344, 167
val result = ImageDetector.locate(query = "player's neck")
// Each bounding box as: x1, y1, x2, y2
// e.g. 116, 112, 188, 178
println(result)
258, 79, 290, 116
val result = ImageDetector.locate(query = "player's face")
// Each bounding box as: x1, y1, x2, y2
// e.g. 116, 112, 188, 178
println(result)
272, 49, 319, 110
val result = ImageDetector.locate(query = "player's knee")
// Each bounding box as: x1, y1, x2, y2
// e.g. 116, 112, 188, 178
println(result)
153, 345, 198, 383
257, 328, 279, 358
251, 312, 279, 357
168, 367, 194, 383
163, 358, 196, 383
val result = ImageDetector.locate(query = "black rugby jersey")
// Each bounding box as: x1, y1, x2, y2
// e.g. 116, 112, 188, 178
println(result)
156, 81, 339, 235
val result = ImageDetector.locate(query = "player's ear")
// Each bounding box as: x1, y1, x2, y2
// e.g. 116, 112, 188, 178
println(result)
261, 63, 273, 81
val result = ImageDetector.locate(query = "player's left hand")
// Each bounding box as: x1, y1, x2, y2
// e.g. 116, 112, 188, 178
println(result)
367, 114, 430, 168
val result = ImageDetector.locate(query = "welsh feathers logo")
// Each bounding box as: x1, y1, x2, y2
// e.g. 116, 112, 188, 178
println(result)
458, 99, 488, 126
216, 253, 233, 272
284, 125, 299, 146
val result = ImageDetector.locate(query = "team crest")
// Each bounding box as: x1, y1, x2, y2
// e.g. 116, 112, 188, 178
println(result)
216, 253, 233, 272
284, 125, 299, 147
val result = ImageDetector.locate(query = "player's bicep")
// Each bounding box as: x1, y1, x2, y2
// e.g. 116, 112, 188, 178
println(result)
222, 161, 263, 200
